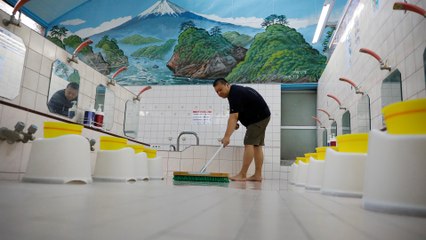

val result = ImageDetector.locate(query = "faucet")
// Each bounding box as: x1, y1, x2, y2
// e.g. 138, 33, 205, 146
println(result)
177, 131, 199, 151
0, 122, 37, 144
86, 138, 96, 151
169, 144, 176, 151
21, 124, 37, 143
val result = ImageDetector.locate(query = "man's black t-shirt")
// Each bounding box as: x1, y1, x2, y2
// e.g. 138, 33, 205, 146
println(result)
48, 89, 73, 116
228, 85, 271, 127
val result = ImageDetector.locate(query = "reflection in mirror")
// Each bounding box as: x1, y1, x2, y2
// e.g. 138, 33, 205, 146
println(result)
94, 85, 115, 130
0, 26, 26, 100
357, 95, 371, 132
322, 129, 328, 147
342, 110, 351, 134
331, 121, 337, 137
47, 60, 80, 117
381, 69, 402, 108
124, 100, 140, 138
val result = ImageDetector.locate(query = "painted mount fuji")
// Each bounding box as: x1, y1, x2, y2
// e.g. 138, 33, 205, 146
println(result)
93, 0, 259, 42
137, 0, 187, 18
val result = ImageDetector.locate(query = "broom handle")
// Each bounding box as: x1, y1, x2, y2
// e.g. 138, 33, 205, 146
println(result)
200, 145, 223, 173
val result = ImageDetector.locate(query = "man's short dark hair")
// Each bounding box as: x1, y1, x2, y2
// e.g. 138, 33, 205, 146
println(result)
213, 78, 229, 87
67, 82, 79, 90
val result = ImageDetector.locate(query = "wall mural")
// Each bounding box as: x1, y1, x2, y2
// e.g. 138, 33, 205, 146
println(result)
46, 0, 343, 86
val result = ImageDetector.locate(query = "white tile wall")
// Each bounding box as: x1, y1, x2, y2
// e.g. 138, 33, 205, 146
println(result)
316, 0, 426, 146
130, 84, 281, 148
129, 84, 282, 179
0, 9, 142, 180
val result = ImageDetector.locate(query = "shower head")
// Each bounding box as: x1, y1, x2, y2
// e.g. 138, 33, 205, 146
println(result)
393, 2, 426, 17
312, 116, 324, 128
327, 94, 346, 110
112, 66, 128, 79
67, 39, 93, 63
2, 0, 30, 27
317, 108, 334, 121
12, 0, 30, 15
133, 86, 152, 101
359, 48, 391, 71
108, 66, 128, 86
339, 77, 364, 95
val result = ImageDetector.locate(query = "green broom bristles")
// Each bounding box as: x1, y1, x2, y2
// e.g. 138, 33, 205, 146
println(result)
173, 175, 229, 183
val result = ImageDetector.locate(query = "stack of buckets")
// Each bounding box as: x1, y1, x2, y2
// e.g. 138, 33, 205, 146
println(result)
291, 147, 337, 190
95, 136, 163, 181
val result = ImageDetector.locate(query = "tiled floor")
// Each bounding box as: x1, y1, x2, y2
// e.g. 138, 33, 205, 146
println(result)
0, 179, 425, 240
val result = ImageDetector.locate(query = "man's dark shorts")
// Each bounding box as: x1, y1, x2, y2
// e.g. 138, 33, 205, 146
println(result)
244, 117, 270, 146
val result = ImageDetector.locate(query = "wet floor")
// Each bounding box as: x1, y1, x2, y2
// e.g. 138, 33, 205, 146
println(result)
0, 179, 425, 240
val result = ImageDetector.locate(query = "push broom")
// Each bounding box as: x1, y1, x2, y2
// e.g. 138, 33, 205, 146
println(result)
173, 144, 229, 182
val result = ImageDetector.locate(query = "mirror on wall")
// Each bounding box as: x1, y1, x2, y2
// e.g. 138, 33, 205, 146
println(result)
0, 26, 26, 100
94, 85, 115, 130
423, 48, 425, 84
322, 129, 328, 147
357, 95, 371, 132
331, 121, 337, 137
342, 110, 351, 134
381, 69, 402, 108
47, 60, 80, 117
124, 100, 140, 138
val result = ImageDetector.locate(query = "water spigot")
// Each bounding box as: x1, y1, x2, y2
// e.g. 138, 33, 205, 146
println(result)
326, 94, 346, 111
359, 48, 391, 71
0, 122, 24, 144
86, 138, 96, 151
21, 124, 38, 143
317, 108, 334, 121
2, 0, 30, 27
339, 77, 365, 95
15, 121, 25, 133
133, 86, 152, 101
2, 13, 21, 27
393, 1, 426, 17
108, 66, 128, 86
67, 39, 93, 63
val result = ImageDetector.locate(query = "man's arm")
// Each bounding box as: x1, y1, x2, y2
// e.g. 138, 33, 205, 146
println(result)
222, 112, 239, 147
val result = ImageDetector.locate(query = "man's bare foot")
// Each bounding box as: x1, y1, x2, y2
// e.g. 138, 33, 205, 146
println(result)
229, 173, 247, 181
247, 175, 262, 182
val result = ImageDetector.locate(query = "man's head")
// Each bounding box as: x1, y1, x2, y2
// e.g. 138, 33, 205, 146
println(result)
213, 78, 231, 98
65, 82, 79, 101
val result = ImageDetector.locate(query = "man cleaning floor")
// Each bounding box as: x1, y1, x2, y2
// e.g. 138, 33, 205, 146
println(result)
213, 78, 270, 181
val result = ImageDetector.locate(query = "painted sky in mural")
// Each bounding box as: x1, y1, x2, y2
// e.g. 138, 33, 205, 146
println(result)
47, 0, 347, 86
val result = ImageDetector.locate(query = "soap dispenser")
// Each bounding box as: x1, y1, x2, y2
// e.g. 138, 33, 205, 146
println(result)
84, 103, 96, 127
68, 101, 77, 119
94, 104, 104, 128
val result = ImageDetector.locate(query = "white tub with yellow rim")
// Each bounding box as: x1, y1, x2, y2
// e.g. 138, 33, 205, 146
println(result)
306, 155, 326, 191
382, 98, 426, 134
363, 130, 426, 216
321, 148, 366, 197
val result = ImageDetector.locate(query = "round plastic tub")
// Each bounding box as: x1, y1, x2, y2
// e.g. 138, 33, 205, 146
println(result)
144, 147, 157, 158
336, 133, 368, 153
315, 147, 338, 160
43, 122, 83, 138
382, 98, 426, 134
295, 157, 304, 165
303, 153, 317, 163
128, 144, 145, 153
99, 136, 128, 150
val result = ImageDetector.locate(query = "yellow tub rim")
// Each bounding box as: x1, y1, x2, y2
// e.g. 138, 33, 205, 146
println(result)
43, 122, 83, 138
